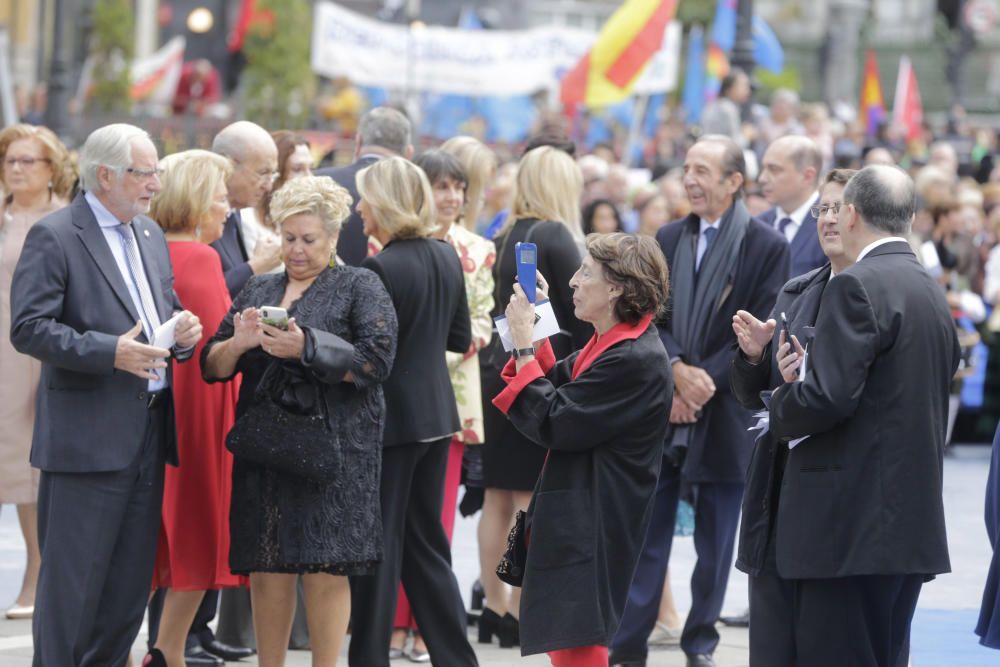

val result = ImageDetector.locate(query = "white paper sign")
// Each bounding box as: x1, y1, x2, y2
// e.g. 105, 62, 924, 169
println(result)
494, 300, 562, 352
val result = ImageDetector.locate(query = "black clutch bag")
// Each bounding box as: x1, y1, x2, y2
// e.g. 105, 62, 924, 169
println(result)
495, 510, 527, 587
226, 362, 339, 481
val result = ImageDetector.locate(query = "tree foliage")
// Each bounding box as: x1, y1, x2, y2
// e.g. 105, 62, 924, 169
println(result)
88, 0, 134, 114
242, 0, 314, 128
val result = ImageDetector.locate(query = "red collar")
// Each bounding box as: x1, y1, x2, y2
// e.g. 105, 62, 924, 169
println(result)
571, 314, 653, 380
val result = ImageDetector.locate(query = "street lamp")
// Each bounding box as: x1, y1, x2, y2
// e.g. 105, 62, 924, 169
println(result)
45, 0, 71, 138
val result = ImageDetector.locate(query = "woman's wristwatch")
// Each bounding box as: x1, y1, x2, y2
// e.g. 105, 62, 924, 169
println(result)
513, 346, 536, 360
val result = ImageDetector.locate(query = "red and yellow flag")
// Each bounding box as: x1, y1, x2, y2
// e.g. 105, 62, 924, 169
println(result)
860, 49, 885, 137
560, 0, 678, 108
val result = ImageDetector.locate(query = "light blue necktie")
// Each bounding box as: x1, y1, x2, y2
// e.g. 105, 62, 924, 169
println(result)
115, 223, 162, 339
698, 226, 718, 271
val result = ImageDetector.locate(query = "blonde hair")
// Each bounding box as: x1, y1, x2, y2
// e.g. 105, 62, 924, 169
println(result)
0, 123, 76, 199
502, 146, 583, 244
270, 175, 353, 237
151, 149, 232, 234
356, 156, 435, 240
441, 136, 497, 230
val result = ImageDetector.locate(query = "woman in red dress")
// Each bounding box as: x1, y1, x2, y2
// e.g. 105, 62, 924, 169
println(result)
145, 149, 243, 667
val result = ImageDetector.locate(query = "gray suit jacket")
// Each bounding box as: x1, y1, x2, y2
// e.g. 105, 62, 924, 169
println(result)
9, 193, 189, 473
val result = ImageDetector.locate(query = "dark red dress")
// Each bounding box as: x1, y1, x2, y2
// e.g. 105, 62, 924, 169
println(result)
153, 241, 243, 591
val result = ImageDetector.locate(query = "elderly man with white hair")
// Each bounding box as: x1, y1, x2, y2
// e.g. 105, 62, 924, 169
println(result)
9, 123, 203, 666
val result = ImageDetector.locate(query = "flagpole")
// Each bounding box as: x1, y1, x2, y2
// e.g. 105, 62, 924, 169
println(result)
625, 93, 650, 168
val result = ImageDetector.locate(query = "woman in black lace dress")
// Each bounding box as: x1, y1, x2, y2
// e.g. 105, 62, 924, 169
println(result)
202, 176, 397, 666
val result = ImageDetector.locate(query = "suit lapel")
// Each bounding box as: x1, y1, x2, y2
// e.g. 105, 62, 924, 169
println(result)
790, 212, 817, 257
132, 217, 170, 321
73, 196, 142, 325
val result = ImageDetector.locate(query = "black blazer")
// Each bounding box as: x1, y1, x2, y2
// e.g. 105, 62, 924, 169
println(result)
770, 241, 960, 578
657, 210, 790, 483
730, 264, 831, 576
210, 209, 253, 298
758, 206, 827, 279
502, 325, 673, 656
316, 156, 379, 267
9, 193, 190, 472
362, 237, 471, 446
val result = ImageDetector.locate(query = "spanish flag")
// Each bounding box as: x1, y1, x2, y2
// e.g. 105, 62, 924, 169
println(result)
860, 49, 885, 137
560, 0, 678, 108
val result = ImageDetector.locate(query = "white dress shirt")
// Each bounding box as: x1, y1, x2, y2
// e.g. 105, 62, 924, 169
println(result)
774, 193, 819, 243
696, 217, 722, 269
856, 236, 909, 263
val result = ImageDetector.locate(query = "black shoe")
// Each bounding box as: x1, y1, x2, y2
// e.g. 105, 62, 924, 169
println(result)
608, 655, 646, 667
718, 608, 750, 627
470, 578, 485, 611
477, 607, 502, 644
202, 638, 256, 661
184, 645, 225, 666
142, 649, 167, 667
498, 613, 519, 648
686, 654, 717, 667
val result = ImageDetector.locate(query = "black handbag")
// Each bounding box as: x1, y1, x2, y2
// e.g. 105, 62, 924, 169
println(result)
225, 362, 339, 481
495, 510, 527, 587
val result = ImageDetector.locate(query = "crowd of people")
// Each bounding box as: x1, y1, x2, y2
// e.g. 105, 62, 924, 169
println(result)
1, 71, 1000, 667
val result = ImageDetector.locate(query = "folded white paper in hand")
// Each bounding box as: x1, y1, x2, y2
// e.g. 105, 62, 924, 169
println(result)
748, 389, 809, 449
154, 312, 184, 350
494, 299, 561, 352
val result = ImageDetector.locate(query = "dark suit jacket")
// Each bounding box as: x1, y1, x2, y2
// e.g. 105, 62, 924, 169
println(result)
316, 156, 379, 267
730, 264, 831, 576
9, 193, 189, 472
770, 241, 960, 578
362, 237, 471, 446
501, 325, 673, 655
759, 206, 826, 278
210, 210, 253, 298
657, 210, 790, 483
977, 423, 1000, 648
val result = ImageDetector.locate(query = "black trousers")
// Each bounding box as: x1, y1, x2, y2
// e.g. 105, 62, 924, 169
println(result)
348, 439, 478, 667
791, 574, 922, 667
611, 462, 744, 660
33, 401, 167, 667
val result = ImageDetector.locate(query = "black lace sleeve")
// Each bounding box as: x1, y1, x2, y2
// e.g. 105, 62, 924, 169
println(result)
346, 268, 398, 389
200, 275, 266, 383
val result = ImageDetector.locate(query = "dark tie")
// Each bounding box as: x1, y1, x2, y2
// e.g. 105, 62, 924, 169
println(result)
698, 226, 718, 271
778, 217, 794, 236
115, 223, 162, 340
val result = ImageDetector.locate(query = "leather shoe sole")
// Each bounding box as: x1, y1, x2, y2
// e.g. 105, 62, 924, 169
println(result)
184, 646, 224, 666
203, 638, 256, 661
686, 654, 717, 667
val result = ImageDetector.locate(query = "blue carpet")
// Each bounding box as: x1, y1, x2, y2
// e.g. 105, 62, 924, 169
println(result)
911, 609, 997, 666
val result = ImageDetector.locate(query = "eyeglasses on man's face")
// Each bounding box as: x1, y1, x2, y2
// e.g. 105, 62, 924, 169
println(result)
126, 167, 165, 180
810, 202, 844, 218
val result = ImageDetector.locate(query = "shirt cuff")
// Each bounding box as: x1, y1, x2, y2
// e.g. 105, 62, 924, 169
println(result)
493, 359, 545, 415
500, 339, 556, 384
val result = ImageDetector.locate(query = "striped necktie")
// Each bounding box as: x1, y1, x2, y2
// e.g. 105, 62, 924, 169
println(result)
115, 223, 162, 339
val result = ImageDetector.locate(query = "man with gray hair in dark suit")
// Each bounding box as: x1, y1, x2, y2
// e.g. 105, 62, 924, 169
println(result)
315, 106, 414, 266
10, 123, 203, 666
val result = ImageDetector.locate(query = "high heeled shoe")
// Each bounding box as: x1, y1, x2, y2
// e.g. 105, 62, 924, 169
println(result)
477, 607, 503, 644
142, 649, 167, 667
498, 612, 520, 648
470, 579, 485, 611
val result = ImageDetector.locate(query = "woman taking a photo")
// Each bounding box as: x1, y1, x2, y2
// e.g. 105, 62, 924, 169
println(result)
478, 145, 591, 647
202, 175, 397, 667
348, 156, 477, 667
493, 233, 673, 667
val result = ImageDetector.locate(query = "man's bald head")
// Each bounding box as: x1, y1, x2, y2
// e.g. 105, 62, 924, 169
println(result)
212, 121, 275, 162
843, 164, 915, 236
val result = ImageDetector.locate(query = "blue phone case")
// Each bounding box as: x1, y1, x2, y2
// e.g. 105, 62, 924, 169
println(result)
516, 242, 538, 303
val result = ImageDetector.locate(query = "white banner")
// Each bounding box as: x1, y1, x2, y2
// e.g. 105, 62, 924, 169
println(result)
311, 2, 679, 98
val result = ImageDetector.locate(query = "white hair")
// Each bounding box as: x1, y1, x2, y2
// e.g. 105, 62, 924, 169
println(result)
578, 154, 609, 180
212, 121, 274, 161
78, 123, 149, 192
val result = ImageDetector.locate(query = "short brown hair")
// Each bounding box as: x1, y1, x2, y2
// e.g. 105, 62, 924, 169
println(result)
0, 123, 76, 199
585, 232, 670, 325
271, 129, 310, 191
823, 168, 857, 188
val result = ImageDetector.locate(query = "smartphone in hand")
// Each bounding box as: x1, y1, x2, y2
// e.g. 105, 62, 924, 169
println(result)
515, 242, 538, 304
260, 306, 289, 331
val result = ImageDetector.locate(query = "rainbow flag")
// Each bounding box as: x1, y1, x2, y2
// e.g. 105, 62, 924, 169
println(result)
860, 49, 885, 137
702, 0, 735, 104
560, 0, 679, 108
